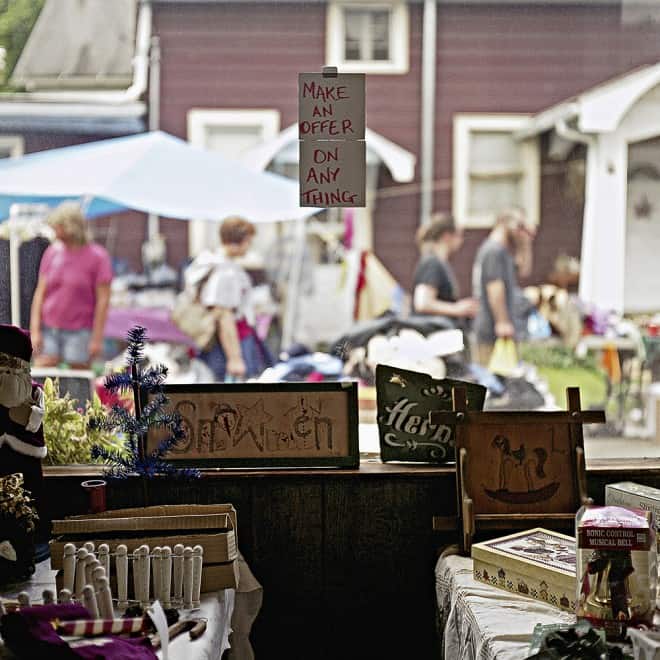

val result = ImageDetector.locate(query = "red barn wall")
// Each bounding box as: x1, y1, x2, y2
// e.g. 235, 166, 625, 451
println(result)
151, 2, 660, 294
435, 3, 660, 294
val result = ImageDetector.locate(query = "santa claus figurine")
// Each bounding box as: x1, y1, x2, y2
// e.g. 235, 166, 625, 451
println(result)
0, 324, 46, 522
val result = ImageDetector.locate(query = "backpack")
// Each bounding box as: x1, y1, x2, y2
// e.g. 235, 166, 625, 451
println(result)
171, 266, 220, 352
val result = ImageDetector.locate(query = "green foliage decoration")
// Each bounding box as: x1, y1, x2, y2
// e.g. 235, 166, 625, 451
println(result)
519, 343, 601, 374
0, 0, 44, 88
42, 377, 126, 465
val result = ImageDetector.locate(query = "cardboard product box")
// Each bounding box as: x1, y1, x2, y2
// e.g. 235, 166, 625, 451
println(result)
50, 504, 239, 591
576, 505, 656, 641
605, 482, 660, 531
471, 528, 576, 613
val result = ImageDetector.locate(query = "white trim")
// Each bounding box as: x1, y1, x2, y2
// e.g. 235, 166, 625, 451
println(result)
0, 136, 24, 158
516, 63, 660, 139
579, 84, 660, 314
326, 1, 409, 75
240, 122, 415, 182
0, 102, 145, 118
10, 0, 151, 106
186, 108, 281, 257
453, 113, 540, 229
0, 433, 47, 458
187, 109, 280, 150
578, 63, 660, 134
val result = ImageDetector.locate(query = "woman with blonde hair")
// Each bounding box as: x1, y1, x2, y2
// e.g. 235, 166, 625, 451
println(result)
29, 201, 113, 368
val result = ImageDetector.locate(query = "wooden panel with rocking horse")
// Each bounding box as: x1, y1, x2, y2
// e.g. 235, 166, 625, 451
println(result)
429, 387, 605, 554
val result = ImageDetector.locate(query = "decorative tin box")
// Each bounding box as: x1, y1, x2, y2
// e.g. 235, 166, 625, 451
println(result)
471, 528, 576, 612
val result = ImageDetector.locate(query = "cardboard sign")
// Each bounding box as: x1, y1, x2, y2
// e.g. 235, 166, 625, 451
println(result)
299, 140, 366, 207
298, 73, 365, 140
375, 365, 486, 463
146, 382, 359, 468
298, 71, 366, 208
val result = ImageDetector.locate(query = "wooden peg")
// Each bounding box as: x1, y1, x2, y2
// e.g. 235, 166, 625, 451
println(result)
75, 548, 89, 597
192, 545, 203, 608
82, 585, 99, 618
183, 547, 193, 609
136, 545, 151, 608
92, 566, 106, 594
152, 547, 162, 603
97, 576, 114, 619
98, 544, 110, 577
116, 544, 129, 612
162, 546, 172, 609
62, 543, 76, 593
173, 544, 184, 608
85, 556, 100, 587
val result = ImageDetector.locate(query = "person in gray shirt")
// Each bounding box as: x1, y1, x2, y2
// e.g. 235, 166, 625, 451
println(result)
472, 209, 536, 365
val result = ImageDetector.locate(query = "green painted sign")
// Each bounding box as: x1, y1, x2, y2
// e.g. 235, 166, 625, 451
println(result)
376, 365, 486, 463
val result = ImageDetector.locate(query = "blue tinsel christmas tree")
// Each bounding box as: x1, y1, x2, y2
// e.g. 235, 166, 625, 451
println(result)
90, 326, 200, 480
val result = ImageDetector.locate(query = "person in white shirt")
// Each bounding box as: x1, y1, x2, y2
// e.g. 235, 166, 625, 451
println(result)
184, 216, 273, 381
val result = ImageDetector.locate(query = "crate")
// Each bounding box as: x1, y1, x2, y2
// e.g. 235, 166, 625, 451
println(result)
50, 504, 239, 591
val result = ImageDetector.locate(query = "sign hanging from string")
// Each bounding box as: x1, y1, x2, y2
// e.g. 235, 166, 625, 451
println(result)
298, 68, 366, 207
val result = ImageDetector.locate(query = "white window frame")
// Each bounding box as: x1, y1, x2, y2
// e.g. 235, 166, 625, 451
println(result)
453, 114, 540, 229
187, 109, 280, 151
326, 1, 409, 75
186, 109, 281, 257
0, 135, 24, 158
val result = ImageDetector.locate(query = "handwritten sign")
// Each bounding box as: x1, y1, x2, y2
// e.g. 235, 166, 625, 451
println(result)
299, 140, 365, 207
375, 365, 486, 463
147, 382, 359, 468
298, 71, 366, 207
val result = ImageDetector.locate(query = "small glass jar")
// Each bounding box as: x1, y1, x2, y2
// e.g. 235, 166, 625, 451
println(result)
576, 505, 657, 641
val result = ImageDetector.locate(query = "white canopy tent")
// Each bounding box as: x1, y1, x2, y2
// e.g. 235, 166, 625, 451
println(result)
0, 130, 320, 329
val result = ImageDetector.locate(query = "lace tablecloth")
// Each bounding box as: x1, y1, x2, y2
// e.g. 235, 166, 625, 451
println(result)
435, 548, 575, 660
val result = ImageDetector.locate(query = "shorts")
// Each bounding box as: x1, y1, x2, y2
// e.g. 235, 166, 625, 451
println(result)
41, 326, 92, 365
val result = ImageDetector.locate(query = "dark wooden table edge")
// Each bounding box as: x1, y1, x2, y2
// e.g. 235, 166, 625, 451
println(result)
43, 457, 660, 478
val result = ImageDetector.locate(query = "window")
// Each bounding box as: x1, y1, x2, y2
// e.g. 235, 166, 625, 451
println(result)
187, 109, 280, 255
326, 1, 409, 74
0, 135, 24, 158
187, 109, 280, 160
453, 115, 540, 228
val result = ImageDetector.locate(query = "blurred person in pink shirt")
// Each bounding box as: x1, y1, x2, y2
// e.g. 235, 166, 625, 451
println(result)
29, 202, 113, 369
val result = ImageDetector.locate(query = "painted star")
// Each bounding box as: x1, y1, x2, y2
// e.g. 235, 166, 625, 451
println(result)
635, 194, 653, 219
234, 399, 273, 451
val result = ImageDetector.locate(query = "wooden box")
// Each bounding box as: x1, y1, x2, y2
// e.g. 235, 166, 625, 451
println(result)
50, 504, 239, 591
471, 528, 576, 613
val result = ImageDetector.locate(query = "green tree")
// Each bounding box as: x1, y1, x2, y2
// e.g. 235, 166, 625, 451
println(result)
0, 0, 44, 88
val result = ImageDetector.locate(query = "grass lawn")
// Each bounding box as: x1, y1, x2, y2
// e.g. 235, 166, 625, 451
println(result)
536, 365, 608, 410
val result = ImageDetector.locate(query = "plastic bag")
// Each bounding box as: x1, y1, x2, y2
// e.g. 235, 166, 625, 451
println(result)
488, 338, 518, 376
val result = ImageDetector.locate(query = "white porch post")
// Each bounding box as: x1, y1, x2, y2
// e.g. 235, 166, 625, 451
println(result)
579, 133, 628, 314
